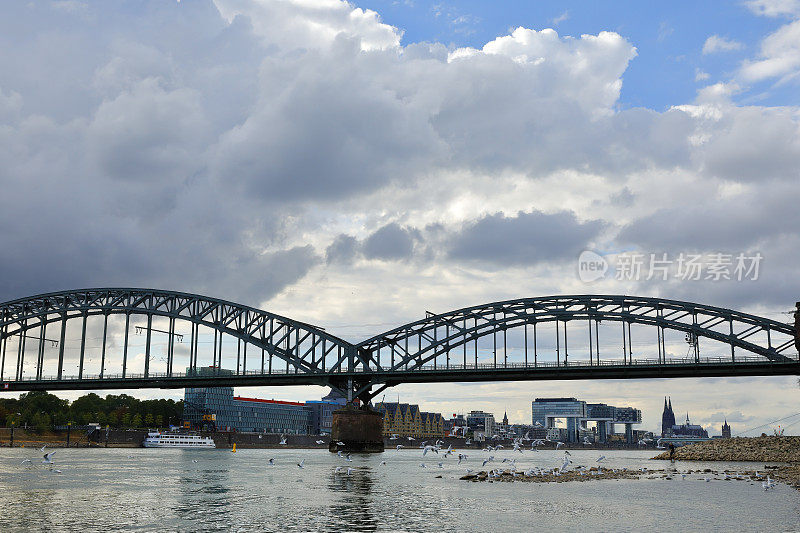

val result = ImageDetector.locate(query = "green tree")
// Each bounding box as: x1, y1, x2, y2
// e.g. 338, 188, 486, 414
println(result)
32, 412, 50, 434
155, 414, 163, 427
131, 414, 143, 428
121, 412, 131, 427
70, 393, 104, 419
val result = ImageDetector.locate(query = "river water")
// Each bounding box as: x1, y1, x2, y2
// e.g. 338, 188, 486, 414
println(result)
0, 447, 798, 532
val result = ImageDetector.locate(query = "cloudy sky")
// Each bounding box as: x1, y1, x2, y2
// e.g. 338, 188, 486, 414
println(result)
1, 0, 799, 435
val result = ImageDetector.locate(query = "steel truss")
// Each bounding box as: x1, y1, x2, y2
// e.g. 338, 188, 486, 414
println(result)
0, 290, 797, 403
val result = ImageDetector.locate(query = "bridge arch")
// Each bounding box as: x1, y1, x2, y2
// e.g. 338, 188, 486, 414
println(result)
0, 288, 354, 384
357, 295, 798, 374
0, 291, 796, 396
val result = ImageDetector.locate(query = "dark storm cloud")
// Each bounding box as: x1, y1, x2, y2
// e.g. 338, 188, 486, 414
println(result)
616, 185, 800, 251
325, 234, 359, 265
362, 223, 417, 260
325, 224, 418, 264
447, 210, 605, 265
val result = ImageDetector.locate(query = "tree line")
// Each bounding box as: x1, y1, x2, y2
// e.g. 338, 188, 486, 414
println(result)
0, 391, 183, 432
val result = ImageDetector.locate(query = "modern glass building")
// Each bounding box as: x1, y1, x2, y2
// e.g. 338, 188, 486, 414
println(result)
532, 397, 642, 443
184, 366, 312, 434
466, 410, 496, 436
306, 390, 347, 435
531, 398, 587, 442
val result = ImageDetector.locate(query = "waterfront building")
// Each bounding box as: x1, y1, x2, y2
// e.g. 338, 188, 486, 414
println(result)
514, 425, 547, 440
532, 397, 642, 443
184, 366, 314, 434
373, 402, 444, 439
721, 419, 732, 439
306, 389, 347, 435
466, 410, 496, 436
547, 427, 568, 442
445, 414, 468, 436
532, 398, 586, 443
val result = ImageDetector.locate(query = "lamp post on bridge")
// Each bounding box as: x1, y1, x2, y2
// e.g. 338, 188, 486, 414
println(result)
794, 302, 800, 354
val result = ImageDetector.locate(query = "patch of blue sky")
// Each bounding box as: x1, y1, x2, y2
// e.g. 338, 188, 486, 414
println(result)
354, 0, 793, 110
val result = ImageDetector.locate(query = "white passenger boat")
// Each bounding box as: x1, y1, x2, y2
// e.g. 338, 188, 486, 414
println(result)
142, 431, 216, 448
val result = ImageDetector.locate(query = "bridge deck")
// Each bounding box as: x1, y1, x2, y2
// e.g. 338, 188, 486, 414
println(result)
5, 356, 798, 391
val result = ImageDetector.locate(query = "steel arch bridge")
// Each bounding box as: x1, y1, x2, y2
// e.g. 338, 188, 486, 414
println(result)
0, 289, 798, 402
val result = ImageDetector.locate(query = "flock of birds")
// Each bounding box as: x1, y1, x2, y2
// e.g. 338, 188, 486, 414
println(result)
18, 445, 61, 473
14, 435, 783, 492
257, 435, 784, 492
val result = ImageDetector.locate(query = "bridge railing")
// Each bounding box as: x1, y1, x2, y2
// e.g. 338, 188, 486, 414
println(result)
7, 354, 793, 383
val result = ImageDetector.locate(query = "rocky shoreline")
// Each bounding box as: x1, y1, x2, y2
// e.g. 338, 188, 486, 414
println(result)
461, 465, 799, 490
651, 436, 800, 463
650, 436, 800, 490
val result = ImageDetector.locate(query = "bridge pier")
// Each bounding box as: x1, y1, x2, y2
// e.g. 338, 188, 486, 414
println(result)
328, 379, 386, 453
329, 405, 384, 453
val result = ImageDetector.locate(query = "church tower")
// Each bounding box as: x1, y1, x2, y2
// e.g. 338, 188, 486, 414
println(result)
722, 419, 731, 439
661, 397, 677, 437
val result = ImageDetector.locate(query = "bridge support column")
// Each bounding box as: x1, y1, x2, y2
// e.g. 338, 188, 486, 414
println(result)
597, 421, 608, 443
625, 423, 634, 445
794, 302, 799, 354
328, 380, 386, 453
329, 405, 384, 453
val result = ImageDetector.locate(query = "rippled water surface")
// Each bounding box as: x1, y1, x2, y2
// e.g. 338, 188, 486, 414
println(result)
0, 447, 798, 532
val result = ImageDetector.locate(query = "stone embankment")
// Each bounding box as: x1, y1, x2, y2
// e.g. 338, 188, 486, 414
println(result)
651, 436, 800, 490
652, 436, 800, 463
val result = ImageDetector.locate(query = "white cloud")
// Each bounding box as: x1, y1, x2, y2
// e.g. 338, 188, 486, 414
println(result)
213, 0, 403, 51
702, 34, 744, 54
739, 19, 800, 83
695, 68, 710, 81
552, 10, 570, 25
745, 0, 800, 17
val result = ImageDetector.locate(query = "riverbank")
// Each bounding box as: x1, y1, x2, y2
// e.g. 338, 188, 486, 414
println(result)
652, 436, 800, 462
650, 436, 800, 490
460, 465, 800, 489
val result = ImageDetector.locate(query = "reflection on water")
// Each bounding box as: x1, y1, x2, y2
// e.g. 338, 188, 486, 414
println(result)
0, 447, 799, 532
326, 467, 376, 532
